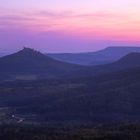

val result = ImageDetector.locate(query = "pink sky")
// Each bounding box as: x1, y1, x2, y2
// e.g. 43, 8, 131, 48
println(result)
0, 0, 140, 53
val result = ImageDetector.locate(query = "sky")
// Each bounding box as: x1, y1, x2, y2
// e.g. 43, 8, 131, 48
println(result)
0, 0, 140, 53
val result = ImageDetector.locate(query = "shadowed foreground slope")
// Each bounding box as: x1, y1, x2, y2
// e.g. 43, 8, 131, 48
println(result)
1, 66, 140, 124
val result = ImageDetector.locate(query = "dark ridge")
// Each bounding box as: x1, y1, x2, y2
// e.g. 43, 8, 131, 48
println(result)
13, 47, 46, 57
116, 52, 140, 65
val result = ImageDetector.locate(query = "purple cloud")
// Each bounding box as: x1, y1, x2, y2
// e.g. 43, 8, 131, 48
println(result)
37, 10, 127, 19
0, 15, 33, 21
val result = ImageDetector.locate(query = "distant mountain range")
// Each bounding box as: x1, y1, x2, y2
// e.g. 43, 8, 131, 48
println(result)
1, 47, 140, 81
47, 46, 140, 65
1, 47, 140, 123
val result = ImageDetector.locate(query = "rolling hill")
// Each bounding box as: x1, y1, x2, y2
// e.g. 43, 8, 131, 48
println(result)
47, 46, 140, 65
88, 52, 140, 76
